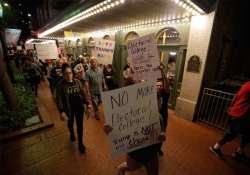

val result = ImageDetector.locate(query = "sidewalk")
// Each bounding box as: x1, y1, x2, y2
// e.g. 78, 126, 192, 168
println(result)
0, 81, 249, 175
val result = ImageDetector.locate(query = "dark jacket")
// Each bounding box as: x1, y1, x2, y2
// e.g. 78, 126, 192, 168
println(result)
55, 78, 89, 115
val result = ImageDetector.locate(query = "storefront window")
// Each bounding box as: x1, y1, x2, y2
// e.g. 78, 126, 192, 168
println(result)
156, 27, 180, 45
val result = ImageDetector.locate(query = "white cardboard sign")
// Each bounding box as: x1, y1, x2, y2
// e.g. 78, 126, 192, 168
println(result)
127, 33, 161, 81
102, 80, 161, 158
92, 39, 115, 65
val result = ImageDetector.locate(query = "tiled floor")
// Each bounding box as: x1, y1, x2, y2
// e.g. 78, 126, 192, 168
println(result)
0, 81, 249, 175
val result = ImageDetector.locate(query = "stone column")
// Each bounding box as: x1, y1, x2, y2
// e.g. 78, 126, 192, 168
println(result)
175, 12, 215, 120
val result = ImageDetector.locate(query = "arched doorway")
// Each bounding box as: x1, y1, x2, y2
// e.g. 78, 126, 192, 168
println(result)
124, 31, 139, 45
124, 31, 140, 63
103, 35, 111, 40
156, 27, 187, 108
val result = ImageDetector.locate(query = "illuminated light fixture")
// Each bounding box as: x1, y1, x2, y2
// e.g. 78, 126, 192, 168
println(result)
178, 1, 183, 6
38, 0, 126, 38
3, 3, 9, 7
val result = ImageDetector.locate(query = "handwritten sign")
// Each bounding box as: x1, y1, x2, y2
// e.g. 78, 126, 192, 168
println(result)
92, 39, 115, 65
35, 43, 58, 60
5, 28, 22, 45
102, 80, 161, 158
127, 33, 161, 82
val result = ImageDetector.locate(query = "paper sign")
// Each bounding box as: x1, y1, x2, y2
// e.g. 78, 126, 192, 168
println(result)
5, 28, 22, 45
102, 80, 161, 158
127, 33, 161, 81
35, 43, 58, 60
92, 39, 115, 65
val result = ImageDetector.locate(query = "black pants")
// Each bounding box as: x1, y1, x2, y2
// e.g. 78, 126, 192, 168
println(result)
219, 115, 250, 148
67, 108, 84, 145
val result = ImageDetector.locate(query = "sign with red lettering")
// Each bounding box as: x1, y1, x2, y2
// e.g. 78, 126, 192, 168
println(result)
92, 39, 115, 65
102, 80, 161, 158
127, 33, 161, 82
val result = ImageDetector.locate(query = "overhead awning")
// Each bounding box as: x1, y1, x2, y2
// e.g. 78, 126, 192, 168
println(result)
38, 0, 207, 38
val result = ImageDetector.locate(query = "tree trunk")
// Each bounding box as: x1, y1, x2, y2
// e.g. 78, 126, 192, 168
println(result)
0, 32, 17, 110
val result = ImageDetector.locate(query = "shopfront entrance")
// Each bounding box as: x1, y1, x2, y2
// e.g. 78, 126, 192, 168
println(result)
158, 46, 186, 108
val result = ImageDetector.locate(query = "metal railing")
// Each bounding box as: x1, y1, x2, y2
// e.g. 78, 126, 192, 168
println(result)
197, 88, 235, 130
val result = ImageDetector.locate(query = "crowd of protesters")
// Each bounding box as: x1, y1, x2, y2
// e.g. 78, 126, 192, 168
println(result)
8, 46, 249, 175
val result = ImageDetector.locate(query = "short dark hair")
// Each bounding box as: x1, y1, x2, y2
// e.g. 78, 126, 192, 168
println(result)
62, 63, 71, 74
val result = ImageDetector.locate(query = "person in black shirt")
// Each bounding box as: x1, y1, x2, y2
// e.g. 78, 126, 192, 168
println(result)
55, 64, 91, 154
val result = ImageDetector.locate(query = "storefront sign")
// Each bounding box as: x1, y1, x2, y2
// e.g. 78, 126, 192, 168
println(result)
102, 80, 161, 158
92, 39, 115, 65
5, 28, 22, 45
127, 33, 161, 82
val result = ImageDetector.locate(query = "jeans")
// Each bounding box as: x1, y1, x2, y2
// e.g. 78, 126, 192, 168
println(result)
91, 94, 101, 118
219, 115, 250, 148
67, 108, 84, 145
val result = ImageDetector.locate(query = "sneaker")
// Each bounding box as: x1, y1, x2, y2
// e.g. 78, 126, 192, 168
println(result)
78, 144, 86, 154
70, 134, 76, 142
232, 152, 249, 162
209, 146, 225, 160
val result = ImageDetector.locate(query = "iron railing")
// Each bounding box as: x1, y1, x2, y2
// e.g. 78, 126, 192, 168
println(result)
197, 88, 235, 130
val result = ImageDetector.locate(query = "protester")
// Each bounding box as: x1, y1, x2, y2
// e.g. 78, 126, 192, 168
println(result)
123, 63, 134, 86
22, 56, 43, 96
210, 81, 250, 161
103, 64, 115, 90
104, 82, 167, 175
104, 70, 168, 175
49, 59, 63, 93
55, 63, 91, 154
85, 57, 107, 120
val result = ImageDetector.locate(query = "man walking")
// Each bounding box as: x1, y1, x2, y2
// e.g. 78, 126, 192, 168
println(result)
85, 57, 107, 120
210, 81, 250, 161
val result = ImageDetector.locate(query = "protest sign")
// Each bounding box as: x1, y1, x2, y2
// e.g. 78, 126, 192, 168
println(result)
127, 33, 161, 81
102, 80, 161, 158
35, 42, 58, 60
5, 28, 21, 45
92, 39, 115, 65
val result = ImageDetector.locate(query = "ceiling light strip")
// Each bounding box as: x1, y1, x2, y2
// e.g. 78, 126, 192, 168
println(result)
38, 0, 126, 38
171, 0, 204, 15
88, 15, 191, 37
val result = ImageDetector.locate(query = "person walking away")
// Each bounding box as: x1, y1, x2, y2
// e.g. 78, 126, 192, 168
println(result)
85, 57, 107, 120
22, 56, 42, 96
55, 63, 92, 154
210, 81, 250, 161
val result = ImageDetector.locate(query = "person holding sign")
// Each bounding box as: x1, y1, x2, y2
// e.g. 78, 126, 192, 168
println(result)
103, 81, 167, 175
85, 57, 107, 120
55, 63, 92, 154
